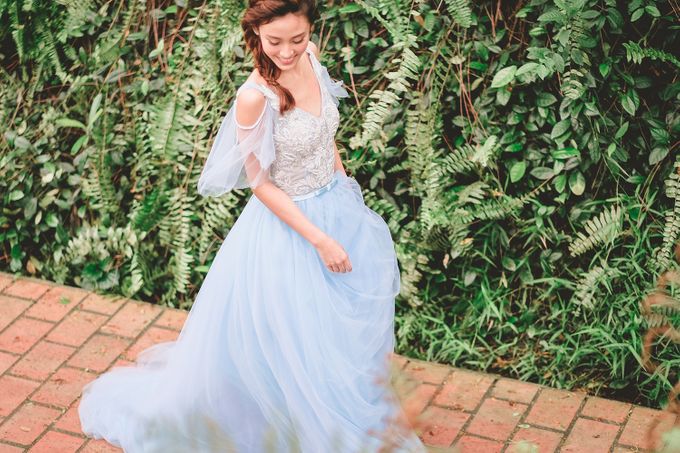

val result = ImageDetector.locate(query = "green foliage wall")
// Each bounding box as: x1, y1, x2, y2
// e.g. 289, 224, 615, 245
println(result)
0, 0, 678, 407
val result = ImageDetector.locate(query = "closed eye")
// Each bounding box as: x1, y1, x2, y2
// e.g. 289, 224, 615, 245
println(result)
268, 39, 305, 46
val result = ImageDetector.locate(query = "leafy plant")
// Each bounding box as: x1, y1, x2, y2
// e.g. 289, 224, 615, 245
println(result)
1, 0, 678, 409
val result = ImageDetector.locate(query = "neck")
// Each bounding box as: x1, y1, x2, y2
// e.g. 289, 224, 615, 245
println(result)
284, 66, 304, 78
280, 53, 306, 80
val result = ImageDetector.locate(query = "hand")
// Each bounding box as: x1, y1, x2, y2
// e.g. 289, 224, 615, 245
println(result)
314, 235, 353, 273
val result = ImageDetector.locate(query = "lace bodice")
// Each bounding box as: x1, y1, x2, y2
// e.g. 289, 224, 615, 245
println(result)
236, 47, 340, 197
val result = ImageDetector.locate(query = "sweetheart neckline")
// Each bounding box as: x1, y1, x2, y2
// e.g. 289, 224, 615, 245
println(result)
251, 47, 325, 120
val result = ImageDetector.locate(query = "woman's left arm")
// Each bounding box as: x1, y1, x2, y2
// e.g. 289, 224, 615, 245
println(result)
333, 141, 347, 175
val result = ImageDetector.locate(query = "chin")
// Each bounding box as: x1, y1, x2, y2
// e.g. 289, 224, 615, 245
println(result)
274, 55, 298, 68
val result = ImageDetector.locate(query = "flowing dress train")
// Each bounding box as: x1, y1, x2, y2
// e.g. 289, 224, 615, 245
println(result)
79, 44, 427, 453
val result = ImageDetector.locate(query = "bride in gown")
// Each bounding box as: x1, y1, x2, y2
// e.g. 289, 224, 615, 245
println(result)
78, 1, 428, 452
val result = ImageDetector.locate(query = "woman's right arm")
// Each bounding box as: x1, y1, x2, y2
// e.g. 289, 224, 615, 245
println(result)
235, 89, 352, 273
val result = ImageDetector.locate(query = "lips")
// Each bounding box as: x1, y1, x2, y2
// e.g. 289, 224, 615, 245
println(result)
279, 56, 295, 65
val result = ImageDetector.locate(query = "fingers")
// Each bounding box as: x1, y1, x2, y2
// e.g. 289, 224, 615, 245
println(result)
344, 259, 352, 273
327, 258, 352, 273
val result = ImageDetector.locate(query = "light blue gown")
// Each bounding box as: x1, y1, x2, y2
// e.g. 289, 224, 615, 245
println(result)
78, 45, 427, 453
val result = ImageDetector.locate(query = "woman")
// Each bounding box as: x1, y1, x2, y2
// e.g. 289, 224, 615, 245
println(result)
79, 1, 427, 452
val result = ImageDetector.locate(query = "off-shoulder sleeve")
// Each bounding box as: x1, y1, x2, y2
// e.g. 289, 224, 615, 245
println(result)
311, 52, 350, 106
196, 91, 275, 197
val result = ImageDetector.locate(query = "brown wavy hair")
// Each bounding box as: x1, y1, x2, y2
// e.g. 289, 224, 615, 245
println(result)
241, 0, 319, 114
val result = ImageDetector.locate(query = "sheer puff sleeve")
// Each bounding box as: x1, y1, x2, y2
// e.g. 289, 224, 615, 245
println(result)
197, 86, 275, 197
311, 52, 350, 107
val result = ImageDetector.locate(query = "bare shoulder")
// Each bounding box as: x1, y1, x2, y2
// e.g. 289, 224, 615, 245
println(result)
307, 40, 320, 59
247, 68, 268, 86
235, 84, 266, 128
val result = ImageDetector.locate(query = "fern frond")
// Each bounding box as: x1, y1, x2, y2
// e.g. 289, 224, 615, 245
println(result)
81, 145, 119, 217
645, 313, 669, 329
623, 41, 680, 70
437, 136, 500, 177
197, 194, 241, 259
130, 188, 167, 234
568, 205, 623, 257
464, 192, 533, 222
572, 262, 621, 308
470, 135, 499, 168
404, 92, 444, 196
438, 144, 477, 175
394, 236, 428, 307
363, 190, 406, 233
57, 0, 97, 41
656, 157, 680, 271
147, 93, 198, 172
443, 0, 472, 28
163, 188, 195, 297
562, 68, 586, 100
456, 182, 489, 205
349, 34, 420, 151
122, 251, 144, 297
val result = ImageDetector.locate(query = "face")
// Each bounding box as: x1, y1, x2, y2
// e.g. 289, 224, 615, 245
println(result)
257, 12, 311, 70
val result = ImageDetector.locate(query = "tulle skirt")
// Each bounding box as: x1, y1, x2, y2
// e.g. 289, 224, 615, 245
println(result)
78, 171, 427, 453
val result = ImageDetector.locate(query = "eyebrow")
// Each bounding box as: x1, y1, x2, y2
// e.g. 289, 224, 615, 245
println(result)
264, 32, 306, 40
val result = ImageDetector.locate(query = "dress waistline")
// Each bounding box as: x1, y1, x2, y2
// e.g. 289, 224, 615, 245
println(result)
289, 177, 338, 201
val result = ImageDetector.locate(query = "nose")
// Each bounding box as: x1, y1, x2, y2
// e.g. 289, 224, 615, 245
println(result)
281, 45, 295, 58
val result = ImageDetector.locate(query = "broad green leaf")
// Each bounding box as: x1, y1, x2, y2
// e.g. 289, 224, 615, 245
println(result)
569, 171, 586, 195
13, 136, 31, 149
631, 8, 644, 22
339, 3, 362, 13
23, 197, 37, 219
496, 88, 511, 106
614, 122, 629, 139
581, 10, 600, 19
464, 271, 477, 286
651, 128, 669, 144
149, 38, 164, 58
505, 143, 523, 153
620, 91, 637, 115
56, 118, 87, 130
536, 92, 558, 107
9, 190, 24, 201
469, 61, 488, 71
645, 5, 660, 17
71, 135, 87, 154
606, 143, 617, 157
502, 257, 516, 272
516, 62, 538, 77
551, 147, 580, 159
10, 244, 22, 260
491, 66, 517, 88
510, 161, 526, 182
530, 167, 554, 180
553, 160, 565, 174
649, 147, 669, 165
45, 212, 59, 227
606, 8, 624, 30
599, 63, 610, 77
551, 119, 571, 140
343, 20, 354, 39
88, 93, 103, 130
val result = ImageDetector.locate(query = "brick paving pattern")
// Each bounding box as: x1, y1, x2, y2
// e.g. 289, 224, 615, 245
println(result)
0, 271, 674, 452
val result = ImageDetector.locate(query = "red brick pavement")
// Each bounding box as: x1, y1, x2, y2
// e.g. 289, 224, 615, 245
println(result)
0, 272, 675, 452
